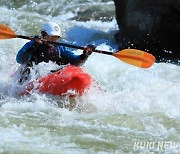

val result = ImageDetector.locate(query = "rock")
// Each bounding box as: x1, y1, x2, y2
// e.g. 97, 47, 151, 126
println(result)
114, 0, 180, 64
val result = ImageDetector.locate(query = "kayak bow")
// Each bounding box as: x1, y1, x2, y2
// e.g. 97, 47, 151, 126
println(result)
19, 65, 92, 97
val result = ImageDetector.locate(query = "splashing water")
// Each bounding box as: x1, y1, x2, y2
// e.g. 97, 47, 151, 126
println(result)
0, 0, 180, 153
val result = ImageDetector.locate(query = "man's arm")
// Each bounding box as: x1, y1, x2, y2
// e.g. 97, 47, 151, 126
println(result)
57, 46, 88, 66
16, 40, 37, 64
57, 45, 94, 66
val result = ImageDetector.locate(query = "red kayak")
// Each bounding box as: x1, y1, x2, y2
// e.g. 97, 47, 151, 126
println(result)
19, 65, 92, 97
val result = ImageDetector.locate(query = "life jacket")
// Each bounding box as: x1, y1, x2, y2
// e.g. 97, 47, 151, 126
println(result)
31, 44, 62, 65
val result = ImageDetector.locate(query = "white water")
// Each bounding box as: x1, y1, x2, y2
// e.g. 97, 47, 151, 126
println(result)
0, 1, 180, 153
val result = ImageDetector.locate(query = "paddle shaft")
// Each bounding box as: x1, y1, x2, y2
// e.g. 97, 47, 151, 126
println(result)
0, 28, 112, 55
16, 35, 113, 56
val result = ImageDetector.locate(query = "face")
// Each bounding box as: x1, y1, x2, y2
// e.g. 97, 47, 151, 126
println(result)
44, 34, 60, 42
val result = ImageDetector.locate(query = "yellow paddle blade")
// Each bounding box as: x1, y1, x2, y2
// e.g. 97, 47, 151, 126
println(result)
113, 49, 155, 68
0, 24, 17, 39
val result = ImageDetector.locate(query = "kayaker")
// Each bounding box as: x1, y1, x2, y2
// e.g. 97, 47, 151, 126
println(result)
16, 22, 95, 83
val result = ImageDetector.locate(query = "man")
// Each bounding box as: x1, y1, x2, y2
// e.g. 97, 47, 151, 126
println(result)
16, 22, 95, 83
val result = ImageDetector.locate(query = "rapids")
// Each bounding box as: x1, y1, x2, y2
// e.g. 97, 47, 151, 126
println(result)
0, 0, 180, 153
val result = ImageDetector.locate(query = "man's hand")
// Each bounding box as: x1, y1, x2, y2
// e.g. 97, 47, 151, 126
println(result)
34, 35, 43, 44
83, 44, 95, 56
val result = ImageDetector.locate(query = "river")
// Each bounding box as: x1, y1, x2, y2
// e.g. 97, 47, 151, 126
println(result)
0, 0, 180, 153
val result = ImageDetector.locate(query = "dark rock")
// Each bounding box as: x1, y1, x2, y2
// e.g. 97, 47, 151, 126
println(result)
114, 0, 180, 64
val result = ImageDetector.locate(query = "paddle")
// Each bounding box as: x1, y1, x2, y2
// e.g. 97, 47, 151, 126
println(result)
0, 24, 155, 68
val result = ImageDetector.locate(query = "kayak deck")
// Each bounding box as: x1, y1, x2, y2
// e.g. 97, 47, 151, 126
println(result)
19, 65, 92, 97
